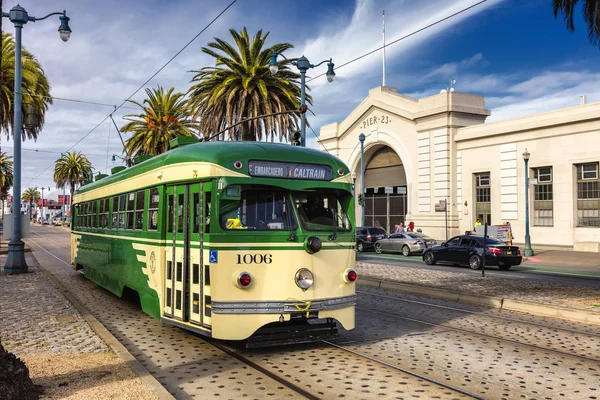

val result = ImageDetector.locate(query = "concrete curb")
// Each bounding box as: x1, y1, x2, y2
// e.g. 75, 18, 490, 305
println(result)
29, 252, 175, 400
359, 277, 600, 326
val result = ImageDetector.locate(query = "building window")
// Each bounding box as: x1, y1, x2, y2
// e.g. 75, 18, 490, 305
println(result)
474, 172, 491, 225
577, 162, 600, 227
533, 167, 553, 226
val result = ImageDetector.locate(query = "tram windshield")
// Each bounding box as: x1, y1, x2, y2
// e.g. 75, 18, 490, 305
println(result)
293, 191, 351, 231
220, 190, 297, 230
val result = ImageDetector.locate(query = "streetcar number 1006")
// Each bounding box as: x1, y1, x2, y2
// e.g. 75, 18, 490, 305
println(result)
236, 254, 273, 264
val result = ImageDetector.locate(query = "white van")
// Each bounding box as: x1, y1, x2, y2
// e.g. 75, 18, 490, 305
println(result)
474, 225, 513, 245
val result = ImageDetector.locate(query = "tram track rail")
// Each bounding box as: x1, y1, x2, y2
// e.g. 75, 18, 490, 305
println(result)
352, 303, 600, 364
320, 340, 486, 399
357, 289, 600, 338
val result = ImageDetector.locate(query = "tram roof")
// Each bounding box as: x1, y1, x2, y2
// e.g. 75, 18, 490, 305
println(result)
78, 141, 349, 194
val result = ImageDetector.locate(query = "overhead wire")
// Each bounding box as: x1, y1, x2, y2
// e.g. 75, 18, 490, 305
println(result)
25, 0, 238, 186
306, 0, 488, 83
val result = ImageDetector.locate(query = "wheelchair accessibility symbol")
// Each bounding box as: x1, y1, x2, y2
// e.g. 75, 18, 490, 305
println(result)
209, 250, 218, 264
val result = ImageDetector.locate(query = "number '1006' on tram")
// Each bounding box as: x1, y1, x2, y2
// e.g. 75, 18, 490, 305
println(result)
71, 137, 357, 346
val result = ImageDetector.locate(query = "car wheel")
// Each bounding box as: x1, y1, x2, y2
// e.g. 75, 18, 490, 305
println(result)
357, 242, 364, 252
423, 251, 436, 265
498, 263, 512, 270
402, 245, 410, 257
375, 243, 383, 254
469, 255, 482, 270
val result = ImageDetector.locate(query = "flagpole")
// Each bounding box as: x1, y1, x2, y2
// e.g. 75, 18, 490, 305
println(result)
382, 10, 386, 87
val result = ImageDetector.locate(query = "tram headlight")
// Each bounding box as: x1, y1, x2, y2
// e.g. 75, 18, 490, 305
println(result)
236, 272, 252, 288
295, 268, 314, 290
344, 269, 357, 283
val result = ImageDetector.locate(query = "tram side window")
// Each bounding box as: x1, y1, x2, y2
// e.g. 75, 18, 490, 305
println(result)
148, 187, 159, 231
112, 196, 119, 229
118, 194, 126, 229
205, 193, 211, 233
91, 200, 97, 228
167, 194, 174, 233
98, 198, 108, 229
79, 203, 86, 228
126, 192, 135, 230
220, 190, 294, 230
177, 194, 185, 233
135, 190, 145, 230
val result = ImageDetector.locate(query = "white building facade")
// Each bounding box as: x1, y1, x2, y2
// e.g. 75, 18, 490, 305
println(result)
319, 87, 600, 249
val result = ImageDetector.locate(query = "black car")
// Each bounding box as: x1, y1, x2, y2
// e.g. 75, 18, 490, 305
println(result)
355, 226, 387, 252
422, 235, 522, 270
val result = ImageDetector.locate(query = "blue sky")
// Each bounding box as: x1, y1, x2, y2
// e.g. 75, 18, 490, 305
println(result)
3, 0, 599, 199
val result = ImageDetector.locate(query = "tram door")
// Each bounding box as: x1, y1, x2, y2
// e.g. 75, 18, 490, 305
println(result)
164, 183, 209, 327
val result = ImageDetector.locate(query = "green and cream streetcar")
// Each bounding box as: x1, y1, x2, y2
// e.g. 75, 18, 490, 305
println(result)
71, 137, 357, 346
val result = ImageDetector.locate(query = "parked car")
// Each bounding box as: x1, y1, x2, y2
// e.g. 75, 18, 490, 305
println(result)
62, 217, 71, 227
422, 235, 522, 270
41, 218, 49, 225
355, 226, 387, 252
374, 232, 437, 256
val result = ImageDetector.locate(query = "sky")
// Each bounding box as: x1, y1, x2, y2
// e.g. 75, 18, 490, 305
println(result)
2, 0, 599, 200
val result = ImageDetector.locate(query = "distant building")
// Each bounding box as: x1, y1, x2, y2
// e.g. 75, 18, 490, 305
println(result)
319, 87, 600, 249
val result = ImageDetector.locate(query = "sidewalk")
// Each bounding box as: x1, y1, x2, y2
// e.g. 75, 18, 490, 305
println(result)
0, 252, 159, 399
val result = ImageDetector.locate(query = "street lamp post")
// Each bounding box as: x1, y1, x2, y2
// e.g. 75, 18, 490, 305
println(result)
359, 133, 366, 227
352, 171, 357, 202
37, 186, 50, 223
269, 52, 335, 147
3, 5, 71, 273
522, 149, 534, 257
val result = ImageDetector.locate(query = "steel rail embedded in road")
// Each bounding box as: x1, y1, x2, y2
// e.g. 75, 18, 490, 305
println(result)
202, 338, 321, 400
354, 305, 600, 364
321, 340, 486, 400
357, 290, 600, 338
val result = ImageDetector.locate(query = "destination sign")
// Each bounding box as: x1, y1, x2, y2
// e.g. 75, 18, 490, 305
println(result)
248, 161, 333, 181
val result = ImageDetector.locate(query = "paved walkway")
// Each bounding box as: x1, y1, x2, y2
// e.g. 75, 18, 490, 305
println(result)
0, 253, 108, 355
0, 252, 159, 399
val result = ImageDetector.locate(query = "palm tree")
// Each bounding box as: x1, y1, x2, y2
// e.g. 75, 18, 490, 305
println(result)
21, 187, 40, 220
121, 86, 198, 157
53, 151, 93, 207
553, 0, 600, 47
0, 152, 13, 219
1, 32, 52, 141
187, 27, 307, 142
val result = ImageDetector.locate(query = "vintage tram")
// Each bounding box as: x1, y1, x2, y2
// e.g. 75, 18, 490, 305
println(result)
71, 137, 357, 346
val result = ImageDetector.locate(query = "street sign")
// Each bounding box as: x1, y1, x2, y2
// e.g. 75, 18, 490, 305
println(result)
530, 178, 538, 185
435, 199, 447, 212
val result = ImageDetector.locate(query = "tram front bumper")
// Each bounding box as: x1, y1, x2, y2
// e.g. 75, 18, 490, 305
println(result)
210, 294, 356, 340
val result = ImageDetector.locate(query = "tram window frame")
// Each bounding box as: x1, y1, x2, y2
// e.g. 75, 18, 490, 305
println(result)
111, 196, 119, 229
148, 187, 160, 231
126, 192, 135, 230
103, 198, 110, 229
80, 203, 86, 228
91, 200, 97, 228
118, 194, 126, 230
135, 190, 145, 230
167, 194, 174, 233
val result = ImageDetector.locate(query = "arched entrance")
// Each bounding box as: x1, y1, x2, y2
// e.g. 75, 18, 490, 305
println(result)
359, 146, 407, 232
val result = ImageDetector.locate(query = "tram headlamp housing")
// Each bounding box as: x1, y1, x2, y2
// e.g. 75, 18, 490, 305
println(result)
295, 268, 314, 290
304, 236, 322, 254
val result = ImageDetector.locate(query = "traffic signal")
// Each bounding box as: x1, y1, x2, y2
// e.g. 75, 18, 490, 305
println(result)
357, 194, 363, 205
291, 131, 301, 146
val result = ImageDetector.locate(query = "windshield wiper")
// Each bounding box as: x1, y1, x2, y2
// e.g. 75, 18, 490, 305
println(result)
284, 201, 296, 242
329, 207, 338, 241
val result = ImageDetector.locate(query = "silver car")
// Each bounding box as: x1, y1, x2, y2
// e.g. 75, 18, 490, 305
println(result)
374, 232, 437, 256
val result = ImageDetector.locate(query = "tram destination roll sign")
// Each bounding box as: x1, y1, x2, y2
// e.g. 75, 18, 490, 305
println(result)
248, 160, 333, 181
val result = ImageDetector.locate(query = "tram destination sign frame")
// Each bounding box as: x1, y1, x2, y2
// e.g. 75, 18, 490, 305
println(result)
248, 160, 333, 181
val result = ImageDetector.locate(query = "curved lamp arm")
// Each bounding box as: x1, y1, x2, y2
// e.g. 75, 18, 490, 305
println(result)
29, 11, 67, 21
